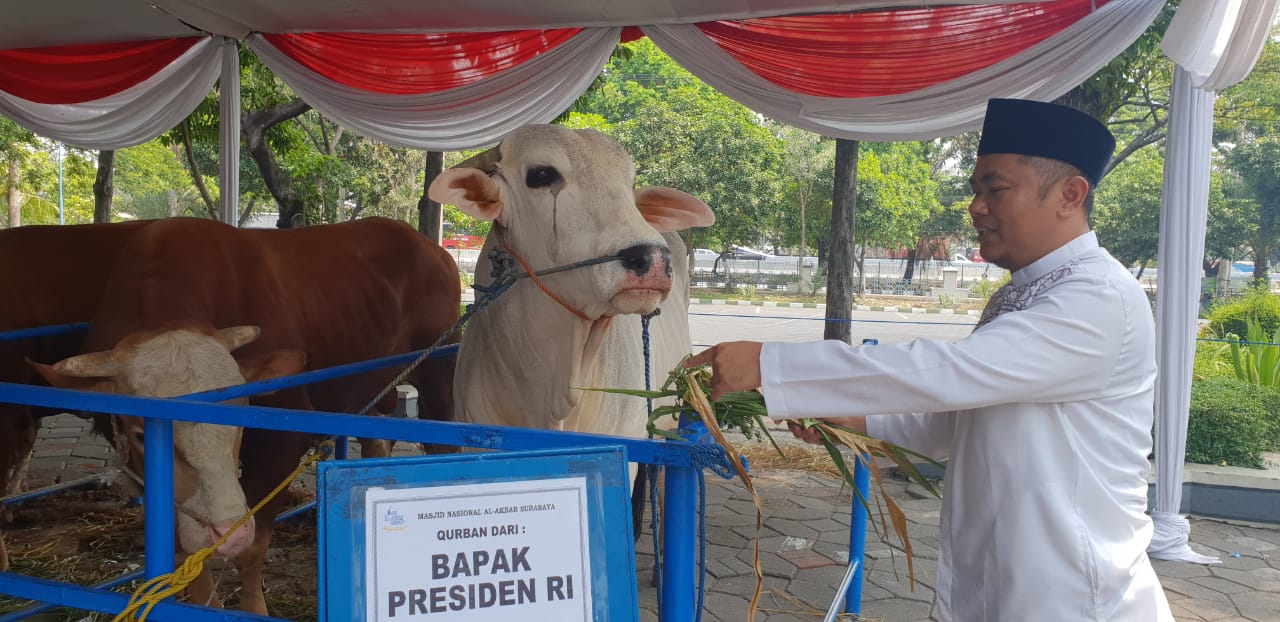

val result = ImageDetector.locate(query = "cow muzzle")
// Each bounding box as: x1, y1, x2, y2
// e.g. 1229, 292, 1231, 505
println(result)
611, 243, 673, 314
617, 243, 671, 279
209, 516, 255, 558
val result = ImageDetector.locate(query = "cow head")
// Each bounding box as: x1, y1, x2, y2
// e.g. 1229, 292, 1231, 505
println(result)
30, 323, 306, 558
429, 125, 714, 319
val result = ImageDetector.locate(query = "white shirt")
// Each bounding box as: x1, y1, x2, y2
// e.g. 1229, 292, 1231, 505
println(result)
760, 232, 1172, 621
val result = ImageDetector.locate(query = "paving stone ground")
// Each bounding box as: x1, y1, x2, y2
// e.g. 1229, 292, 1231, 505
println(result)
10, 414, 1280, 621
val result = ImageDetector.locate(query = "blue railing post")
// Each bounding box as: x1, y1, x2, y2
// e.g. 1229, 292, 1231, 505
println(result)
844, 454, 870, 615
661, 464, 697, 622
333, 436, 349, 460
143, 417, 175, 579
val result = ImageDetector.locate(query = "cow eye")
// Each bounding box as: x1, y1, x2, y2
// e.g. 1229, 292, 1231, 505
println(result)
525, 166, 562, 189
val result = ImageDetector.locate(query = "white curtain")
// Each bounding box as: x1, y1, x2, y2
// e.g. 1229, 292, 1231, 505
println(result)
642, 0, 1164, 141
245, 28, 620, 151
1149, 67, 1220, 565
1161, 0, 1279, 91
0, 37, 222, 150
1149, 0, 1277, 565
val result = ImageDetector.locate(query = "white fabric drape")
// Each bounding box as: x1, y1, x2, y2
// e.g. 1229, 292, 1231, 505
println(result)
642, 0, 1164, 141
1150, 68, 1220, 565
219, 40, 241, 226
245, 28, 620, 151
0, 37, 221, 150
1162, 0, 1279, 91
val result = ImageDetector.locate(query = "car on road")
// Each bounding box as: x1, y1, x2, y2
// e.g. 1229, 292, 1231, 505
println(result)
723, 245, 773, 261
694, 248, 720, 261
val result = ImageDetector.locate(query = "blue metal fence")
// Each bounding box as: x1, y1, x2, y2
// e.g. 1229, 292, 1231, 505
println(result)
0, 319, 874, 621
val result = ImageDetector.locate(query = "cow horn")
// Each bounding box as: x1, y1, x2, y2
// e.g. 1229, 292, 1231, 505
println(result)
452, 146, 502, 173
215, 326, 262, 352
54, 351, 120, 378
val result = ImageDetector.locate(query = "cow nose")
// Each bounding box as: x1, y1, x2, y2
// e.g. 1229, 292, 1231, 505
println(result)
617, 244, 670, 277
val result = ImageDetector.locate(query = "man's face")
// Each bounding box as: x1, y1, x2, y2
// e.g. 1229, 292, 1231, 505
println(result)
967, 154, 1065, 272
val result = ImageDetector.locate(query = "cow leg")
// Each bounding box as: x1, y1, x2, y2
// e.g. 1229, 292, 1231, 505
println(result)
631, 464, 649, 543
411, 357, 458, 455
358, 395, 394, 458
358, 437, 393, 458
183, 562, 220, 608
230, 519, 274, 615
233, 428, 314, 615
0, 411, 40, 572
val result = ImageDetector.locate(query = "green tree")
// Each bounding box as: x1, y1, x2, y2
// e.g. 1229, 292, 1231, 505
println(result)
1, 118, 36, 228
1216, 31, 1280, 143
580, 39, 785, 253
772, 123, 835, 264
1058, 2, 1179, 174
1093, 145, 1164, 270
114, 141, 212, 220
1223, 138, 1280, 282
854, 142, 941, 282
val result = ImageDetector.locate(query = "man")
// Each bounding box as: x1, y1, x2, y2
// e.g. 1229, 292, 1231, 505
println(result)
687, 98, 1172, 621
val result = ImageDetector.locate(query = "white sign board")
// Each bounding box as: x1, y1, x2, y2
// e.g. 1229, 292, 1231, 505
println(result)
364, 477, 592, 621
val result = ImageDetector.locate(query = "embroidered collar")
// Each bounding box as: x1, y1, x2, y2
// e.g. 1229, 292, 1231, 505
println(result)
1011, 231, 1098, 287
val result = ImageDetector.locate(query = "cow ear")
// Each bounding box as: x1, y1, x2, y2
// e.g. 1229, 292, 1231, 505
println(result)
237, 349, 307, 388
215, 326, 261, 352
27, 358, 119, 393
635, 187, 715, 233
430, 169, 505, 222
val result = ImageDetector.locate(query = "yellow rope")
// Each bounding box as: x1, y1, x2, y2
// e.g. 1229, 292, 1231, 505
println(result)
112, 440, 335, 622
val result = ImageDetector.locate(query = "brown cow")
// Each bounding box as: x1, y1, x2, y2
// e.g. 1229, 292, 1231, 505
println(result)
0, 220, 150, 572
33, 216, 459, 613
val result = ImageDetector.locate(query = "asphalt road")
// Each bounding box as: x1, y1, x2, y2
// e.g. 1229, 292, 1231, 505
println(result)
688, 305, 977, 352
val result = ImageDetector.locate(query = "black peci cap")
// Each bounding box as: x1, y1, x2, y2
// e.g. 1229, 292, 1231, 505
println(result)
976, 98, 1116, 187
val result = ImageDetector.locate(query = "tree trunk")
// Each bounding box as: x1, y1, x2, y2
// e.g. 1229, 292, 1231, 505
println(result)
93, 150, 115, 224
238, 199, 257, 227
1052, 90, 1105, 122
857, 236, 868, 295
903, 247, 917, 281
418, 150, 444, 241
6, 158, 20, 228
178, 121, 218, 219
798, 184, 808, 294
243, 99, 312, 228
825, 138, 859, 344
168, 189, 180, 217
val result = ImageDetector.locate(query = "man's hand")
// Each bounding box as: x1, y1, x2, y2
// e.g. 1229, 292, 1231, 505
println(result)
787, 420, 824, 445
683, 341, 763, 401
787, 417, 869, 444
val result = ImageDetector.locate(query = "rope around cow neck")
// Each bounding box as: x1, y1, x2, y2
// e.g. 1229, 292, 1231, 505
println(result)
353, 244, 623, 419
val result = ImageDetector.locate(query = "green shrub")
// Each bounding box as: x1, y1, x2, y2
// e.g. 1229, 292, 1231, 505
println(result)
1187, 377, 1278, 468
1193, 341, 1236, 380
1206, 287, 1280, 338
968, 273, 1010, 302
1227, 317, 1280, 387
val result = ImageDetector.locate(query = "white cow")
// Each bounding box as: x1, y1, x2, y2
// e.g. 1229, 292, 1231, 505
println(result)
32, 323, 305, 610
430, 125, 713, 446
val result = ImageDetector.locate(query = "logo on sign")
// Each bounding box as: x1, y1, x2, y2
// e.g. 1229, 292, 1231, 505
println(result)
383, 507, 408, 532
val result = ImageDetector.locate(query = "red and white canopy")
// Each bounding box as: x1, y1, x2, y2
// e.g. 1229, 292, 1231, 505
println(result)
0, 0, 1167, 149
